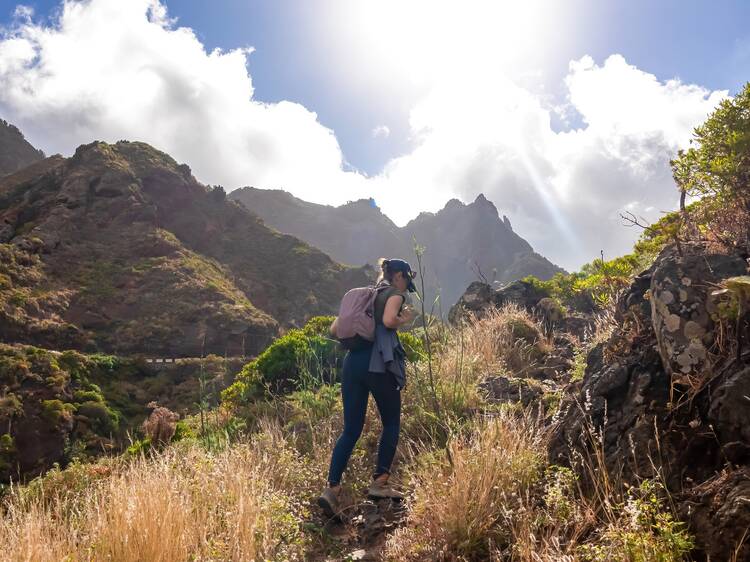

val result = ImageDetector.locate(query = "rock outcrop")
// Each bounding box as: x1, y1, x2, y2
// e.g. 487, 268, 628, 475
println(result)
448, 279, 550, 322
650, 249, 746, 386
550, 244, 750, 560
449, 278, 594, 338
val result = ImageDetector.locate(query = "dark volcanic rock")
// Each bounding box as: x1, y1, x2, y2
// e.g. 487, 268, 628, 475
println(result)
549, 244, 750, 560
449, 279, 550, 323
650, 248, 747, 384
677, 468, 750, 562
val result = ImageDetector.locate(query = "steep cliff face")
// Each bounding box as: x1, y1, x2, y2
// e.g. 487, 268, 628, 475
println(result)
0, 119, 44, 177
0, 141, 371, 357
230, 188, 562, 308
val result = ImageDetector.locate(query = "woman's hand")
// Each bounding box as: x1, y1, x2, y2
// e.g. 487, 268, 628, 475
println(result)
398, 305, 415, 325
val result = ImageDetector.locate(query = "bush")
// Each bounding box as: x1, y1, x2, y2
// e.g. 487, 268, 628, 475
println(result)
579, 480, 694, 561
41, 399, 76, 425
126, 437, 151, 456
399, 330, 425, 362
672, 82, 750, 205
141, 405, 179, 444
671, 82, 750, 252
73, 389, 105, 404
76, 401, 119, 434
172, 420, 194, 442
0, 433, 15, 454
223, 318, 344, 406
300, 315, 334, 337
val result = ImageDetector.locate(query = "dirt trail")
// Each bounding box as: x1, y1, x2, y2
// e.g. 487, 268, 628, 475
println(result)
310, 492, 407, 561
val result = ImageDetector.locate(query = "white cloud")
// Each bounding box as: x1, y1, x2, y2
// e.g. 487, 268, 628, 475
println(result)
371, 125, 390, 139
0, 0, 370, 204
0, 0, 729, 271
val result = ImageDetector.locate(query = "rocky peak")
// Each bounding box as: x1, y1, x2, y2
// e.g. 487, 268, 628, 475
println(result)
0, 118, 45, 177
230, 187, 563, 308
471, 193, 497, 214
502, 215, 513, 231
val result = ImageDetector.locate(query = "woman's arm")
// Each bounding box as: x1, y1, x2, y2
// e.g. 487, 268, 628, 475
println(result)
330, 317, 338, 338
382, 295, 412, 329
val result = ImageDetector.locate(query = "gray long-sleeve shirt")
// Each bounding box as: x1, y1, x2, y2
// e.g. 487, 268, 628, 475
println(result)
369, 323, 407, 389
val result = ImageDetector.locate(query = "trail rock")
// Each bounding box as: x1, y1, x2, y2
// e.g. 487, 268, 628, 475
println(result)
481, 375, 543, 406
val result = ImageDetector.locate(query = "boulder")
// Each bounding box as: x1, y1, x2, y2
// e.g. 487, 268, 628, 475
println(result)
449, 279, 549, 323
447, 281, 495, 323
707, 367, 750, 463
650, 248, 746, 386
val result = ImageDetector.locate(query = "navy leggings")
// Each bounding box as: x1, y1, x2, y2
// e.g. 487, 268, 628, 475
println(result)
327, 345, 402, 486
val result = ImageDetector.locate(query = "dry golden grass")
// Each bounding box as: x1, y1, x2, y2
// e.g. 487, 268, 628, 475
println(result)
385, 411, 547, 561
0, 423, 312, 562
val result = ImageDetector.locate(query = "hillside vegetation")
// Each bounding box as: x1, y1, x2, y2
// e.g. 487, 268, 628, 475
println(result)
0, 83, 748, 561
0, 309, 694, 561
0, 140, 370, 357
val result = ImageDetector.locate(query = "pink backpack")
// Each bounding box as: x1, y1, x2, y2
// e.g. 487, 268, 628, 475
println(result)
336, 284, 390, 349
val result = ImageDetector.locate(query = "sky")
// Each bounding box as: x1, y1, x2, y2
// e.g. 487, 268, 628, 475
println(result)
0, 0, 748, 270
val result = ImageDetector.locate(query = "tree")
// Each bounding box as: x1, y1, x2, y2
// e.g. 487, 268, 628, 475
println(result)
671, 83, 750, 207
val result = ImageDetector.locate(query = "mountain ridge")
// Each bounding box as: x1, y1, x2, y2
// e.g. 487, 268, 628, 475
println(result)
230, 186, 563, 307
0, 140, 371, 357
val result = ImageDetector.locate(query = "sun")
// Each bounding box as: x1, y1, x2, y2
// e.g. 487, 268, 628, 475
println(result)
330, 0, 555, 87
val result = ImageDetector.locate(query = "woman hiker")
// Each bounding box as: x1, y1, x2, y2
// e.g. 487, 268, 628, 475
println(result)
317, 258, 417, 518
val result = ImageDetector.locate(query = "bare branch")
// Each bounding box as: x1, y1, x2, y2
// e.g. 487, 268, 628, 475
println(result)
619, 211, 660, 235
470, 260, 489, 284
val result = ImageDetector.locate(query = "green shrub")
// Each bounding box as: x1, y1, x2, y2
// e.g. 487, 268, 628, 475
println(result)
223, 317, 344, 406
571, 347, 588, 382
76, 401, 119, 434
172, 420, 195, 442
73, 389, 105, 404
301, 315, 334, 337
126, 437, 151, 456
672, 82, 750, 204
0, 393, 23, 417
399, 330, 425, 362
0, 433, 15, 454
580, 480, 694, 561
286, 383, 341, 427
41, 399, 76, 425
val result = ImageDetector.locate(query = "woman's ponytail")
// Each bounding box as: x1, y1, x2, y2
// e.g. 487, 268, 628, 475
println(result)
377, 257, 392, 283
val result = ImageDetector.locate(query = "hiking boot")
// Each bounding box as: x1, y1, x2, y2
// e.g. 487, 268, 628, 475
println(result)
367, 480, 403, 500
317, 487, 341, 518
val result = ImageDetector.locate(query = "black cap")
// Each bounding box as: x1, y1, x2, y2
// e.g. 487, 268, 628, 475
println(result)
385, 258, 417, 292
